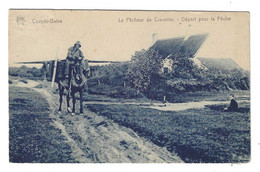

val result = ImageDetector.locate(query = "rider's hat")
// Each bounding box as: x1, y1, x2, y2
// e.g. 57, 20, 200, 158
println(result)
74, 41, 81, 47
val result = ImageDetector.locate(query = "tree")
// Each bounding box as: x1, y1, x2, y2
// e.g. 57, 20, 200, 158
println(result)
127, 49, 163, 94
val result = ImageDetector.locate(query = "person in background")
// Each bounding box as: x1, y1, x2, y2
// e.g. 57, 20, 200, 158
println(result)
224, 93, 238, 112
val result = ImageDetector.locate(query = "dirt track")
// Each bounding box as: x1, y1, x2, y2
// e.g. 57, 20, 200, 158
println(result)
9, 79, 183, 163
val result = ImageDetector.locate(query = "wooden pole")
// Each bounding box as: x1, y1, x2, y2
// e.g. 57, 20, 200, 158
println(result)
43, 62, 47, 81
51, 48, 59, 87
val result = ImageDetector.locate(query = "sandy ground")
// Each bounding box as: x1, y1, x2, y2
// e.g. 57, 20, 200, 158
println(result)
10, 79, 183, 163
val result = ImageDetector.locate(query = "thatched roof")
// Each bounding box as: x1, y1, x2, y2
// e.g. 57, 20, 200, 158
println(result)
151, 33, 208, 59
197, 57, 241, 71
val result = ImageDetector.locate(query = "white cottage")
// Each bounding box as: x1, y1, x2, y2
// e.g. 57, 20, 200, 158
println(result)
161, 58, 173, 73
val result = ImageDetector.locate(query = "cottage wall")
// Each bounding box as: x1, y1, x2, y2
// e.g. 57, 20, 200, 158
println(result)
161, 58, 173, 73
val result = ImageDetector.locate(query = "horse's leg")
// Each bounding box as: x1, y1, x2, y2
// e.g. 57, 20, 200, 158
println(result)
58, 83, 64, 112
80, 88, 83, 113
72, 91, 76, 113
67, 89, 72, 113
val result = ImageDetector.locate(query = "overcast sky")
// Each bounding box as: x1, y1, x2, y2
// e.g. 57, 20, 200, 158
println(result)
9, 10, 249, 70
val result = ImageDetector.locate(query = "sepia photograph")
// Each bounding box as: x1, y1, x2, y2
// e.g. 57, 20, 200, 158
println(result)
8, 10, 250, 163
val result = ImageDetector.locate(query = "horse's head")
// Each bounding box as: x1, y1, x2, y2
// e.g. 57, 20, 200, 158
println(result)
71, 61, 83, 83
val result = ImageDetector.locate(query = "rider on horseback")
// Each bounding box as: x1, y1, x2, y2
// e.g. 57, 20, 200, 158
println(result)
58, 41, 89, 114
65, 41, 88, 81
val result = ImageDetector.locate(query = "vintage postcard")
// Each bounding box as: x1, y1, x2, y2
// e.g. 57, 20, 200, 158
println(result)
8, 10, 250, 163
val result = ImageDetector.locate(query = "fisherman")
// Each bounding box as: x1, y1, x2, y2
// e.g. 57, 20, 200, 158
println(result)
64, 41, 87, 79
224, 93, 238, 112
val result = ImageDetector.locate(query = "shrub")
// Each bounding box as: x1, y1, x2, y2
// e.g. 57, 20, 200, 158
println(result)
9, 66, 43, 80
88, 83, 145, 99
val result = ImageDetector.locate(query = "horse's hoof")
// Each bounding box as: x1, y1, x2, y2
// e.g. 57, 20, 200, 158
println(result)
71, 112, 75, 116
67, 107, 72, 113
58, 111, 62, 114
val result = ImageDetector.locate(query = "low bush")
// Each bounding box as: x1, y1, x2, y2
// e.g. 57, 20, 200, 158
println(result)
88, 83, 145, 99
9, 66, 44, 80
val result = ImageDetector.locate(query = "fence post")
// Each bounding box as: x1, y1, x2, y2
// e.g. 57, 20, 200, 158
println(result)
51, 48, 59, 88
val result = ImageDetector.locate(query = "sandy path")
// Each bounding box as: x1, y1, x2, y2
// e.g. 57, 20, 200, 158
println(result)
13, 79, 183, 163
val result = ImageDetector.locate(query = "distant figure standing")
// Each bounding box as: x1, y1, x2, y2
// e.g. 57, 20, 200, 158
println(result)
224, 94, 238, 112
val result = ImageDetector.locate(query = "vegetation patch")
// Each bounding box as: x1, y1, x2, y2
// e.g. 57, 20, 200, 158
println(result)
87, 92, 250, 163
9, 86, 76, 163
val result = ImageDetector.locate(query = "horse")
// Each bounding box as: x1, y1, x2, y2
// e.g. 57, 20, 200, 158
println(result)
57, 60, 88, 114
